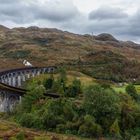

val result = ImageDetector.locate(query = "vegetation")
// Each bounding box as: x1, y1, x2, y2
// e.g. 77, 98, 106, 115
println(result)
10, 70, 140, 140
0, 120, 89, 140
78, 51, 140, 83
126, 84, 139, 101
42, 69, 82, 97
1, 26, 140, 140
4, 50, 31, 59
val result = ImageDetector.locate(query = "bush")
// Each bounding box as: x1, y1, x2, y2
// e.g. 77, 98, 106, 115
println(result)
110, 119, 121, 138
78, 115, 102, 137
65, 85, 78, 97
42, 112, 64, 130
120, 103, 140, 132
65, 78, 81, 97
18, 113, 35, 128
21, 84, 45, 112
83, 85, 121, 133
44, 74, 54, 90
40, 99, 77, 130
56, 124, 66, 133
16, 131, 25, 140
126, 84, 138, 100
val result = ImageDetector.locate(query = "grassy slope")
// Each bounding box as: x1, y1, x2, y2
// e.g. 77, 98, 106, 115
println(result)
0, 119, 91, 140
113, 84, 140, 94
30, 71, 97, 87
30, 70, 140, 94
0, 26, 140, 71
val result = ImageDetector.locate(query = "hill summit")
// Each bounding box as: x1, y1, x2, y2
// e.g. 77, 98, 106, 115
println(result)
95, 33, 119, 42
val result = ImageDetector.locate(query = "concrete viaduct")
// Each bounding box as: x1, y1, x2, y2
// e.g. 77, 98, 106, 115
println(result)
0, 66, 59, 112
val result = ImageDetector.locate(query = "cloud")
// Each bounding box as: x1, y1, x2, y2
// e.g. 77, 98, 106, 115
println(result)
0, 0, 19, 4
85, 6, 140, 42
0, 1, 35, 23
125, 9, 140, 36
35, 0, 79, 22
86, 7, 129, 35
0, 0, 79, 24
89, 7, 128, 20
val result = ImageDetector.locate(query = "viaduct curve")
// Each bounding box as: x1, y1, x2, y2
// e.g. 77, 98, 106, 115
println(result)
0, 66, 59, 112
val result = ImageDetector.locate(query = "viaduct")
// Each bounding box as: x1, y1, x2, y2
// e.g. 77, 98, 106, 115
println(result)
0, 66, 59, 112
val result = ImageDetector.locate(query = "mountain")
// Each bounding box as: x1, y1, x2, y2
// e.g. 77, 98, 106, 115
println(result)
0, 25, 140, 82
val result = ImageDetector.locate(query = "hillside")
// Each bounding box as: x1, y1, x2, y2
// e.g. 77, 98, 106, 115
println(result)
0, 119, 90, 140
78, 50, 140, 82
0, 25, 140, 82
0, 25, 140, 70
0, 25, 140, 140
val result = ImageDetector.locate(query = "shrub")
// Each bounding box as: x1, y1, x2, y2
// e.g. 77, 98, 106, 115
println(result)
78, 115, 102, 137
65, 78, 81, 97
83, 85, 121, 133
18, 113, 35, 128
16, 131, 25, 140
110, 119, 121, 138
126, 84, 138, 100
21, 84, 45, 112
56, 124, 66, 133
44, 74, 54, 90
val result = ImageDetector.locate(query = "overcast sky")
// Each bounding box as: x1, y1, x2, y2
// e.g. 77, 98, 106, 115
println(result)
0, 0, 140, 42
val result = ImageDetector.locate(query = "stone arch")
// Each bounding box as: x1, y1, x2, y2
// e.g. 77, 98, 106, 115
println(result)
8, 95, 19, 111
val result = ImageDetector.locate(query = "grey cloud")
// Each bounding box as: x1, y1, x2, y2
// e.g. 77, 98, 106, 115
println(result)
0, 0, 19, 4
0, 1, 35, 23
35, 3, 79, 22
0, 0, 79, 24
125, 10, 140, 36
82, 7, 140, 42
89, 7, 128, 20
